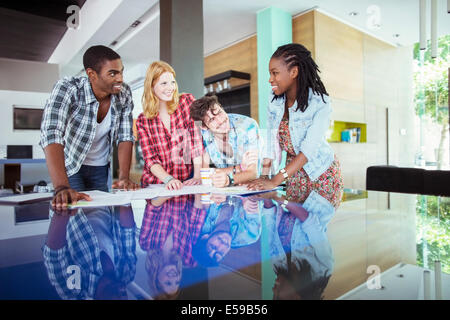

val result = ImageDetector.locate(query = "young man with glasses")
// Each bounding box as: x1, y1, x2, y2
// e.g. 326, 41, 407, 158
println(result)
189, 94, 261, 187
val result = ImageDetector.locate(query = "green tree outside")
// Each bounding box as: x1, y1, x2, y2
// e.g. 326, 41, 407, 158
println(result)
413, 35, 449, 169
416, 196, 450, 274
413, 35, 449, 274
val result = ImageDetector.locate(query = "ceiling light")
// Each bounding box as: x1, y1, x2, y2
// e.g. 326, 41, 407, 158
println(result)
131, 20, 141, 28
393, 34, 400, 38
349, 11, 358, 16
110, 3, 159, 50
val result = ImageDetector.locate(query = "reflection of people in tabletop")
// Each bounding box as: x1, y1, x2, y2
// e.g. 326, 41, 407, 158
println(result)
42, 205, 137, 300
192, 195, 261, 267
139, 195, 206, 299
260, 190, 336, 300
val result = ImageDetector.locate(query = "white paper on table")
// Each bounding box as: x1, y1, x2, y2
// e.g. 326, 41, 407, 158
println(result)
157, 184, 212, 197
82, 190, 113, 198
69, 190, 132, 208
145, 184, 279, 197
70, 194, 133, 208
111, 187, 161, 200
210, 186, 280, 196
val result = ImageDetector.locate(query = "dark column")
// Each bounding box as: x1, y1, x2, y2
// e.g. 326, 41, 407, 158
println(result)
160, 0, 204, 99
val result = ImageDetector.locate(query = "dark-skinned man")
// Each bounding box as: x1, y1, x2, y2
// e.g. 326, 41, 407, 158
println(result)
40, 45, 138, 209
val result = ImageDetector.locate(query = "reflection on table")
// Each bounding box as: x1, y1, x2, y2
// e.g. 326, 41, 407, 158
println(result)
0, 184, 448, 300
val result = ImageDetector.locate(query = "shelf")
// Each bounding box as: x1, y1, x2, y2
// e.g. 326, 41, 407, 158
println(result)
207, 83, 250, 96
223, 103, 250, 109
328, 121, 367, 143
204, 70, 251, 118
204, 70, 250, 85
329, 142, 367, 144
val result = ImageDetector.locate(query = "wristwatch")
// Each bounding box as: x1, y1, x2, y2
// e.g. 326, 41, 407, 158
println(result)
227, 172, 235, 187
279, 168, 289, 182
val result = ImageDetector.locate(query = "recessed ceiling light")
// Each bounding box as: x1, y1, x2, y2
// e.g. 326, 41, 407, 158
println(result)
131, 20, 141, 28
393, 34, 400, 38
349, 11, 358, 16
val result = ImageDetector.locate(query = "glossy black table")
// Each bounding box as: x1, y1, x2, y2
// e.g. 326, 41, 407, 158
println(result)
0, 187, 448, 300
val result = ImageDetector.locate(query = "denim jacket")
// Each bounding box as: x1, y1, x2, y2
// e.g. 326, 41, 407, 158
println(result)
263, 88, 334, 181
261, 190, 335, 281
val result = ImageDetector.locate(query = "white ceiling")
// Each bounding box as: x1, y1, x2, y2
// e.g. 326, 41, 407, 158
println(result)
61, 0, 450, 79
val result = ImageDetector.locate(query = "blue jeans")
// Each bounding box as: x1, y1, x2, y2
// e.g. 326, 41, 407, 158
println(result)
68, 164, 110, 192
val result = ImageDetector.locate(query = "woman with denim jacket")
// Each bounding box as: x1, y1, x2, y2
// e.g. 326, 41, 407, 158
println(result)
248, 43, 343, 202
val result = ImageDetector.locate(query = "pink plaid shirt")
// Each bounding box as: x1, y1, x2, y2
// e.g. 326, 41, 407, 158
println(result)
139, 196, 206, 267
136, 93, 204, 187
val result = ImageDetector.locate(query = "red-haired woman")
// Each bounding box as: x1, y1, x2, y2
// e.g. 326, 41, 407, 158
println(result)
136, 61, 203, 190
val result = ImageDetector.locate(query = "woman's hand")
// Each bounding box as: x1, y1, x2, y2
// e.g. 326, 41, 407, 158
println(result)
165, 179, 183, 190
211, 171, 229, 188
183, 177, 201, 186
247, 178, 278, 191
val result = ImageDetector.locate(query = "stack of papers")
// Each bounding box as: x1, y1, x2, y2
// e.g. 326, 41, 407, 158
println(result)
151, 184, 278, 197
69, 190, 132, 208
64, 185, 279, 208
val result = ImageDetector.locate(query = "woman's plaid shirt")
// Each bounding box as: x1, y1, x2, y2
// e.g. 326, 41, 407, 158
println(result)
136, 93, 204, 186
139, 196, 207, 267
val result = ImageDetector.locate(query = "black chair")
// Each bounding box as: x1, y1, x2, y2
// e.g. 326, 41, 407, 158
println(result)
366, 166, 450, 197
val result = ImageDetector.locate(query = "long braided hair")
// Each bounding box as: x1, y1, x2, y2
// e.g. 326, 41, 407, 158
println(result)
272, 43, 328, 112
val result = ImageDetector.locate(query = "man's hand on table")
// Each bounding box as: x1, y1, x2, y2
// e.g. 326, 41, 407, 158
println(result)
52, 186, 92, 210
211, 170, 229, 188
112, 178, 139, 190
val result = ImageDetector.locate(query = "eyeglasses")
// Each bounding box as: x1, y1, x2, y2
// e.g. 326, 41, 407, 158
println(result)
204, 107, 226, 127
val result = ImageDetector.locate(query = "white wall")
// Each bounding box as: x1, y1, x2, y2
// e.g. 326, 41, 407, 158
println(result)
123, 63, 147, 118
0, 57, 59, 187
0, 90, 50, 146
0, 58, 59, 93
132, 86, 144, 118
0, 90, 52, 186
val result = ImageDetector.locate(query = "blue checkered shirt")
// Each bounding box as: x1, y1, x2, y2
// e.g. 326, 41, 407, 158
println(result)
40, 76, 134, 177
42, 207, 137, 300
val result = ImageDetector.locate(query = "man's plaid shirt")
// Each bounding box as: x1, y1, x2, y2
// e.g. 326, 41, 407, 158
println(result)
42, 207, 137, 300
40, 76, 134, 177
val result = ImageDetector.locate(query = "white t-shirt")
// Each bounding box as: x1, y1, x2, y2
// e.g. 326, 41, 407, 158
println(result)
83, 107, 111, 166
85, 208, 116, 268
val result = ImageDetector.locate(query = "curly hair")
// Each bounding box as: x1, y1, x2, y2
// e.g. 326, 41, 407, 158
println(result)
189, 94, 221, 126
